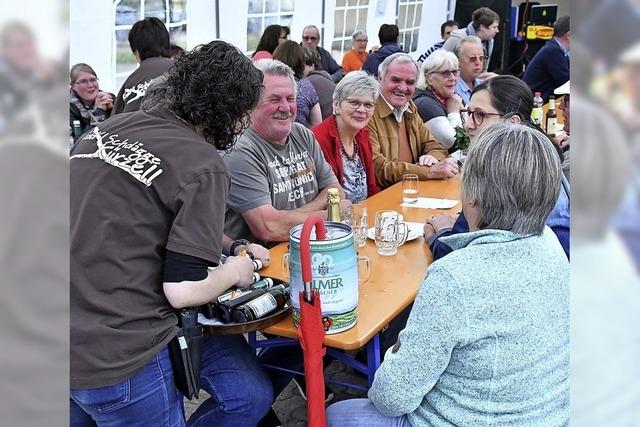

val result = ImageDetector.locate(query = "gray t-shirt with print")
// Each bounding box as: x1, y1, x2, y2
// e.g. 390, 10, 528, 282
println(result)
223, 123, 337, 244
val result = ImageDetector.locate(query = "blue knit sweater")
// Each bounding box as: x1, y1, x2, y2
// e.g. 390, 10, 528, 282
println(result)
368, 227, 570, 426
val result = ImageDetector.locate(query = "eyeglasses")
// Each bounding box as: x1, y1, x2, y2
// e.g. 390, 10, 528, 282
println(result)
344, 98, 375, 111
302, 36, 318, 41
460, 108, 502, 126
466, 56, 487, 63
354, 38, 368, 43
74, 77, 99, 86
431, 69, 459, 78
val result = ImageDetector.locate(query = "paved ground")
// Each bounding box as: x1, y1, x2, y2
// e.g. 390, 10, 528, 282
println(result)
184, 357, 368, 426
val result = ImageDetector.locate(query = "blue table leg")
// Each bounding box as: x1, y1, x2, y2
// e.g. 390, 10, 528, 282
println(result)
366, 333, 381, 387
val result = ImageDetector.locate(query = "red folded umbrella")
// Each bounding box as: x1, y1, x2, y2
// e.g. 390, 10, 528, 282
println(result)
296, 215, 327, 427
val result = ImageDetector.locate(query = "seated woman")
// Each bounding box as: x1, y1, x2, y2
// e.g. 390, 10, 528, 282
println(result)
341, 30, 369, 72
425, 75, 570, 259
412, 50, 463, 151
272, 40, 322, 127
312, 71, 381, 203
69, 63, 115, 139
251, 24, 286, 61
326, 121, 570, 426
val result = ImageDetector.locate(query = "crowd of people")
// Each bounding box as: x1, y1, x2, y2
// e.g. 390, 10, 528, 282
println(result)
70, 9, 572, 426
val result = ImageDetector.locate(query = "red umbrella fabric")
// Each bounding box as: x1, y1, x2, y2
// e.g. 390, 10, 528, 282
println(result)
296, 215, 327, 427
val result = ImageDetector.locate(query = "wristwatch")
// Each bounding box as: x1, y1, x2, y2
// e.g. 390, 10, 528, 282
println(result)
229, 239, 250, 256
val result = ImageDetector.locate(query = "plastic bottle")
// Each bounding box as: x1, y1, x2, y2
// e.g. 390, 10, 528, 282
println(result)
531, 92, 543, 127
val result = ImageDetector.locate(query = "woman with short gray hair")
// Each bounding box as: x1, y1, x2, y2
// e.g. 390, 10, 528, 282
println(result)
413, 49, 463, 150
312, 71, 381, 203
342, 29, 369, 72
326, 121, 569, 426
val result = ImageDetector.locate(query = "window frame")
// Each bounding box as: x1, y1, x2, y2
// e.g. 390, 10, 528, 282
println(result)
331, 0, 369, 63
246, 0, 295, 54
396, 0, 423, 54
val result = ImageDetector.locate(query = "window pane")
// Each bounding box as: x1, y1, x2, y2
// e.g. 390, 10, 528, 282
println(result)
345, 10, 356, 35
169, 24, 187, 49
413, 3, 422, 27
360, 8, 368, 29
334, 10, 345, 35
331, 40, 342, 59
265, 0, 278, 13
410, 30, 418, 51
399, 7, 407, 29
280, 14, 293, 27
248, 0, 264, 14
247, 17, 263, 51
145, 0, 166, 21
169, 0, 187, 22
264, 16, 278, 27
335, 0, 346, 6
281, 0, 295, 12
347, 0, 358, 6
115, 1, 141, 26
116, 28, 137, 83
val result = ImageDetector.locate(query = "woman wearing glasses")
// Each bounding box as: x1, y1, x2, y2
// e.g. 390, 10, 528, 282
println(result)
424, 75, 570, 259
413, 50, 463, 151
312, 71, 381, 203
69, 63, 115, 139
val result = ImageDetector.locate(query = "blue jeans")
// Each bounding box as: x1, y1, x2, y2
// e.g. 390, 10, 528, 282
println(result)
70, 347, 185, 426
188, 335, 272, 426
71, 336, 272, 426
326, 399, 411, 427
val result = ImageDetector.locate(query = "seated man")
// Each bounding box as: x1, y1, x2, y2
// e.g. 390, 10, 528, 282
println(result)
417, 20, 458, 63
301, 25, 345, 82
223, 58, 349, 246
453, 35, 486, 105
367, 52, 458, 188
523, 16, 570, 103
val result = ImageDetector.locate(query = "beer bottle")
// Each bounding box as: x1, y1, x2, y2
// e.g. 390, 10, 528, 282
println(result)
231, 285, 289, 323
545, 95, 557, 138
327, 188, 341, 222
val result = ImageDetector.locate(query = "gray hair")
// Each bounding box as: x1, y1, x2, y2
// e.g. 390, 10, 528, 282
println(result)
253, 58, 297, 97
378, 52, 419, 80
303, 25, 320, 38
140, 75, 168, 109
417, 50, 459, 90
351, 29, 367, 41
462, 121, 562, 235
453, 35, 483, 59
333, 70, 380, 103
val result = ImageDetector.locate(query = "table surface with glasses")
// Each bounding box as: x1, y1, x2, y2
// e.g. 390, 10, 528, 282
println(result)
259, 176, 462, 350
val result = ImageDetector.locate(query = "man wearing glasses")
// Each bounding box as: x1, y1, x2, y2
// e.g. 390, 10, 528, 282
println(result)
301, 25, 345, 82
443, 7, 500, 73
453, 36, 487, 105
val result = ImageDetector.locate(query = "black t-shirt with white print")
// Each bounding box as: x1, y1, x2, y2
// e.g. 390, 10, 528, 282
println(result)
113, 56, 174, 114
70, 106, 229, 388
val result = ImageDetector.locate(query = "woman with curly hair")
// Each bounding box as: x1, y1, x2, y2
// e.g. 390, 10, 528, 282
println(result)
70, 40, 273, 426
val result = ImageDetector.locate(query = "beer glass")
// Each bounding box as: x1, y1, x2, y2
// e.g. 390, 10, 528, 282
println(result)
402, 174, 419, 203
343, 204, 368, 248
374, 210, 408, 256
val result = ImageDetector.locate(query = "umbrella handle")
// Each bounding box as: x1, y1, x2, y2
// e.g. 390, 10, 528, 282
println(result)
300, 215, 326, 301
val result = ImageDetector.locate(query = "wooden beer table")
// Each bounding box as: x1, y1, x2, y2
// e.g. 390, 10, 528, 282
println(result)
249, 176, 462, 390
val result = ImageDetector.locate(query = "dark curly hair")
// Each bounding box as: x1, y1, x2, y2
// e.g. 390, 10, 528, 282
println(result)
164, 40, 263, 151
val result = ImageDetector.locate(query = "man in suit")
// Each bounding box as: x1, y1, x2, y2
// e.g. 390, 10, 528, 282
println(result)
523, 16, 570, 102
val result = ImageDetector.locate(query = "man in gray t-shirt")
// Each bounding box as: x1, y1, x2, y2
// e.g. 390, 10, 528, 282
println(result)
224, 59, 347, 246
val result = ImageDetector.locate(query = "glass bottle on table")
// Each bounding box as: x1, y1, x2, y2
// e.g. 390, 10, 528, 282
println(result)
545, 95, 557, 138
231, 285, 289, 322
327, 188, 341, 222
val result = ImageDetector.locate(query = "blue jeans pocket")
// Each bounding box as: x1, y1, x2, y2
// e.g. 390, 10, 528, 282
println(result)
71, 380, 131, 413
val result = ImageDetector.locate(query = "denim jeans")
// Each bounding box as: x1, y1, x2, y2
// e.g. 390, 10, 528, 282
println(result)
326, 399, 411, 427
187, 335, 273, 426
70, 346, 185, 426
71, 335, 273, 426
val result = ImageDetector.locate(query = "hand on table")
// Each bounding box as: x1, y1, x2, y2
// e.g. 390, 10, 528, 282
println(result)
426, 158, 459, 179
418, 154, 440, 166
423, 213, 458, 240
